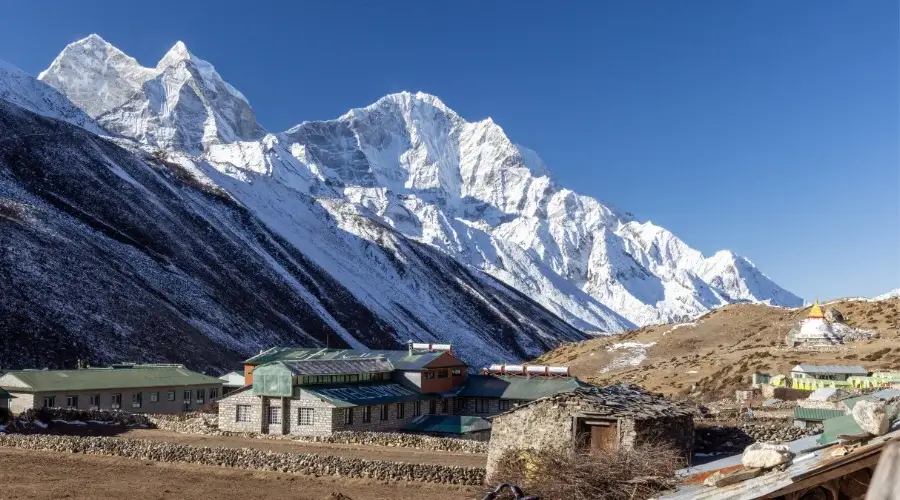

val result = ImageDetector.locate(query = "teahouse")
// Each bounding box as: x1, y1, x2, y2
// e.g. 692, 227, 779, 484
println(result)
485, 384, 695, 482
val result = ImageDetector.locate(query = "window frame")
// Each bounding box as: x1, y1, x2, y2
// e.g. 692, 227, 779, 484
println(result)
451, 368, 462, 377
266, 406, 282, 425
428, 399, 437, 414
499, 399, 510, 412
343, 407, 353, 425
297, 407, 315, 426
380, 404, 389, 421
66, 395, 78, 408
209, 388, 219, 400
413, 400, 421, 417
89, 394, 100, 409
437, 369, 448, 379
132, 392, 142, 408
195, 389, 205, 404
43, 396, 56, 408
423, 371, 435, 380
149, 392, 159, 403
362, 406, 372, 423
235, 405, 252, 423
111, 393, 122, 409
167, 391, 176, 402
475, 398, 488, 413
396, 402, 405, 419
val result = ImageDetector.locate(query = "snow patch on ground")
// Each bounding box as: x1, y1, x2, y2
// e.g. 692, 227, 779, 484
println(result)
599, 341, 657, 373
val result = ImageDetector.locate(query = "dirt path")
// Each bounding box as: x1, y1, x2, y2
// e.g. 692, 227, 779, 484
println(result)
0, 447, 481, 500
119, 428, 487, 468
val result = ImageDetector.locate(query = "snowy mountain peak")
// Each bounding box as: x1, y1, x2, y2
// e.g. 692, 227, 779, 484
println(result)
39, 35, 264, 154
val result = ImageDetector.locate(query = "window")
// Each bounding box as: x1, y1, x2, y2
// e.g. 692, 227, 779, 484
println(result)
209, 388, 219, 399
429, 399, 437, 414
455, 398, 468, 412
451, 368, 462, 376
396, 403, 405, 419
111, 393, 122, 409
235, 405, 252, 422
499, 400, 510, 412
437, 369, 448, 379
168, 391, 176, 402
132, 392, 142, 408
66, 395, 78, 408
424, 371, 435, 380
441, 399, 449, 413
413, 401, 421, 417
362, 406, 372, 423
89, 395, 100, 409
297, 407, 315, 426
267, 406, 281, 425
475, 398, 488, 413
343, 408, 353, 425
149, 392, 159, 403
43, 396, 56, 408
183, 390, 191, 405
196, 389, 205, 404
380, 404, 389, 421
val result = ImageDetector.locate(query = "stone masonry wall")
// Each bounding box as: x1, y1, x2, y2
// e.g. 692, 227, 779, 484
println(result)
486, 400, 578, 481
217, 390, 261, 433
0, 434, 485, 485
625, 415, 695, 462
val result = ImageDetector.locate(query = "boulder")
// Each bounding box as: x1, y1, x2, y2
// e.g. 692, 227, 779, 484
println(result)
852, 400, 890, 436
741, 442, 793, 469
825, 308, 844, 323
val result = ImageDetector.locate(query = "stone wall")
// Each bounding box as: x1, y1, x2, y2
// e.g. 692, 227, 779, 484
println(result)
218, 390, 261, 433
626, 415, 695, 461
0, 434, 485, 485
294, 431, 488, 453
486, 399, 578, 481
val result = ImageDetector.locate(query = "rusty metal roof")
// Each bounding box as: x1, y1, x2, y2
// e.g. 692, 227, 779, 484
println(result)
662, 424, 900, 499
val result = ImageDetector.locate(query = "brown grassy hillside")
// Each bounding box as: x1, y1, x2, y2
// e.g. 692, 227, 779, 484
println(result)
533, 298, 900, 401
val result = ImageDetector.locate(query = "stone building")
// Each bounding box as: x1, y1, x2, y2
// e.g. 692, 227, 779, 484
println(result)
218, 343, 584, 436
0, 364, 223, 414
485, 384, 695, 482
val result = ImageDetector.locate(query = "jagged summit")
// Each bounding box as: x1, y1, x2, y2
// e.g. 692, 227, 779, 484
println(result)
38, 35, 263, 154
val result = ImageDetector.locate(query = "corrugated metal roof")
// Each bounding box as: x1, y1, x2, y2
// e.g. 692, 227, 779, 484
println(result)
0, 365, 222, 392
245, 347, 454, 371
454, 374, 584, 400
276, 358, 394, 376
792, 364, 868, 375
490, 384, 695, 420
301, 382, 438, 408
664, 424, 900, 499
792, 407, 846, 422
872, 388, 900, 399
403, 415, 492, 435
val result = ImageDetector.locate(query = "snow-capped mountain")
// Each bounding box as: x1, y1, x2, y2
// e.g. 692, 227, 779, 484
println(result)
0, 65, 589, 371
39, 35, 265, 154
35, 35, 802, 334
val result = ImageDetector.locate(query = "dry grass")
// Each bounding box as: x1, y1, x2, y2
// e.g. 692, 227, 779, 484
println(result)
533, 298, 900, 401
491, 444, 684, 500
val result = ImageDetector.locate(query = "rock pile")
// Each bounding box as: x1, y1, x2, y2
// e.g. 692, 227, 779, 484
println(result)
0, 434, 485, 485
148, 413, 219, 434
694, 421, 818, 454
293, 431, 488, 454
6, 408, 151, 432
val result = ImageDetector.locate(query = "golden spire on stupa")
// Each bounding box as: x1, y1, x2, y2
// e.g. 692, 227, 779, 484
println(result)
807, 299, 825, 319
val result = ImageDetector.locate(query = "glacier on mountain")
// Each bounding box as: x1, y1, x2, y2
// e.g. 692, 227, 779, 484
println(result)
35, 35, 803, 332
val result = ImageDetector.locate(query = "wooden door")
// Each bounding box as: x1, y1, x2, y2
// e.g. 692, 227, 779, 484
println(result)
590, 422, 618, 451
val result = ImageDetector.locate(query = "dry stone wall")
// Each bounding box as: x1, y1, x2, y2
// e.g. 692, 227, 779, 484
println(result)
0, 434, 485, 485
293, 431, 487, 453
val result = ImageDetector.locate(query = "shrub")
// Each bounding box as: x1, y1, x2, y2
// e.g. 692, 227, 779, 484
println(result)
490, 443, 685, 500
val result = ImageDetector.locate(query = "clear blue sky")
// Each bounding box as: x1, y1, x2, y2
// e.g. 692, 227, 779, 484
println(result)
2, 1, 898, 301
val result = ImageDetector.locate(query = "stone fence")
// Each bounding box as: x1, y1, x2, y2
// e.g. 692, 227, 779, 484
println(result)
146, 414, 488, 454
0, 434, 485, 485
5, 408, 151, 432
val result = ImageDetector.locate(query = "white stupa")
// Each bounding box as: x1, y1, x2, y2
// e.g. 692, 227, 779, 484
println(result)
786, 300, 843, 347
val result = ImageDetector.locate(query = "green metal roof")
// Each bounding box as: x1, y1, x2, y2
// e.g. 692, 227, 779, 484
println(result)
245, 347, 453, 371
792, 407, 846, 422
454, 374, 585, 400
403, 415, 492, 435
0, 365, 223, 392
819, 403, 899, 444
301, 382, 439, 408
840, 395, 873, 410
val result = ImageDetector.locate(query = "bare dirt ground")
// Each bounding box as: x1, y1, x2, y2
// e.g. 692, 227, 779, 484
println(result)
116, 428, 486, 467
0, 447, 481, 500
533, 297, 900, 400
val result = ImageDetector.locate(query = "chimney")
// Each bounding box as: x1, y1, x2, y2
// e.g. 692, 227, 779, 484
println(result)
408, 340, 414, 356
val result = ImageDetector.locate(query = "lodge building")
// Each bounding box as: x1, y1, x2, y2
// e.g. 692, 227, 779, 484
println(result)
217, 342, 584, 436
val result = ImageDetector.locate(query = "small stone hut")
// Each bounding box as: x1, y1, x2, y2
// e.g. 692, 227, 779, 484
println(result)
485, 384, 695, 481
